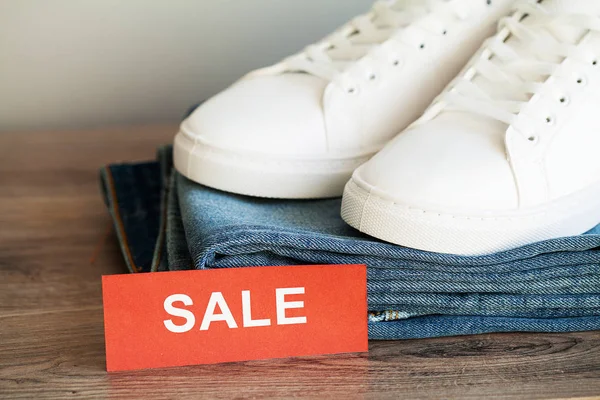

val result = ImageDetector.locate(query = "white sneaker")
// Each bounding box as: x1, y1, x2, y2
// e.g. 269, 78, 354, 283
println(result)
174, 0, 515, 198
342, 0, 600, 254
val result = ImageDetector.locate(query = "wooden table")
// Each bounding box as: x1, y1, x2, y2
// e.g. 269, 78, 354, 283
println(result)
1, 125, 600, 399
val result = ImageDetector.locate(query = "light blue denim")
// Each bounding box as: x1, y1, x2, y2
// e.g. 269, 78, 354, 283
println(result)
99, 145, 600, 339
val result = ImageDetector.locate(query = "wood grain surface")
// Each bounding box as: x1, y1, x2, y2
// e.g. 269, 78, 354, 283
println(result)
1, 125, 600, 399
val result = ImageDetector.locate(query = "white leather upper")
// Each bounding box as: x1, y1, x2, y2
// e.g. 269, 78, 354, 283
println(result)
182, 74, 328, 156
322, 0, 515, 153
357, 0, 600, 212
182, 0, 516, 159
356, 112, 519, 211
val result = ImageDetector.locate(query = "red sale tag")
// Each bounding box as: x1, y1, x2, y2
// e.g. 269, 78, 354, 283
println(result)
102, 265, 368, 371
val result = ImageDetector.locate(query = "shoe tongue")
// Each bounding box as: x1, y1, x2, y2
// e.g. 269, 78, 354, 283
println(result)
444, 0, 593, 133
324, 0, 438, 71
541, 0, 600, 14
537, 0, 596, 44
470, 0, 589, 105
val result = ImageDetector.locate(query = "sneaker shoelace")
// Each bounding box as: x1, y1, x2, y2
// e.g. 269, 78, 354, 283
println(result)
431, 0, 600, 137
282, 0, 471, 81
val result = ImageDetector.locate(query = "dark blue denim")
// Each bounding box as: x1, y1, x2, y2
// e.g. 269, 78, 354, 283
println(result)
99, 145, 600, 339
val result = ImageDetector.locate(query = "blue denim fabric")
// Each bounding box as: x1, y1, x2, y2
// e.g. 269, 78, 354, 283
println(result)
368, 314, 600, 339
100, 161, 163, 273
99, 146, 600, 339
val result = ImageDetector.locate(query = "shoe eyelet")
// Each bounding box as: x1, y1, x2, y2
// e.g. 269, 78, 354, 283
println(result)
369, 74, 377, 81
486, 0, 492, 5
419, 43, 426, 49
527, 135, 538, 143
559, 95, 570, 105
442, 29, 448, 35
392, 59, 400, 66
346, 86, 359, 95
593, 60, 598, 66
545, 115, 555, 125
576, 76, 587, 86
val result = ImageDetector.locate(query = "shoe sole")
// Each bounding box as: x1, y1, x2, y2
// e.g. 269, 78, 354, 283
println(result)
174, 130, 375, 199
341, 174, 600, 255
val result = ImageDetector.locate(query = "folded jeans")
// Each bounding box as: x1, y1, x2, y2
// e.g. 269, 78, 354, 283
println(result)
99, 145, 600, 339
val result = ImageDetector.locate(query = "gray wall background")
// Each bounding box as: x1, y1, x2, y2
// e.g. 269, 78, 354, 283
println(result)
0, 0, 371, 132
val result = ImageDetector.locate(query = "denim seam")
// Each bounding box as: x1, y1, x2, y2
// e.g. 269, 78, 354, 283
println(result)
192, 228, 600, 273
198, 225, 600, 267
104, 168, 142, 273
150, 178, 170, 273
